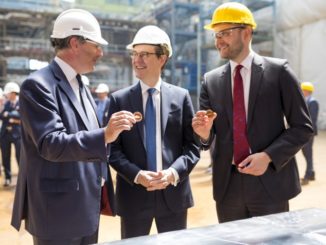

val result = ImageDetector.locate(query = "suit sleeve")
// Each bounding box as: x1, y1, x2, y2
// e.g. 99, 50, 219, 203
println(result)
107, 94, 141, 185
20, 78, 107, 162
168, 91, 200, 182
264, 62, 314, 170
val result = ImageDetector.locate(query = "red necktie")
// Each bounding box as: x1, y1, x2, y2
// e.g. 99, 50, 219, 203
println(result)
233, 65, 250, 165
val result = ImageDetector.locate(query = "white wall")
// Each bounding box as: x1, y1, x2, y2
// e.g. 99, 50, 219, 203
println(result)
274, 0, 326, 129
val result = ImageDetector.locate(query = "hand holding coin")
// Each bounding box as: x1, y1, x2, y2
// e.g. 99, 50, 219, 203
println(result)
206, 109, 215, 118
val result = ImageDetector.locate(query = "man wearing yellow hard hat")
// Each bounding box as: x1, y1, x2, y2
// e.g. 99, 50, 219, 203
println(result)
192, 2, 313, 223
300, 82, 319, 185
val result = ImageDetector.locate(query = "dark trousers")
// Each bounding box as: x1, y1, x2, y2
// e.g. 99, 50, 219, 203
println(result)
120, 191, 187, 239
302, 137, 315, 179
32, 229, 98, 245
216, 167, 289, 223
1, 132, 20, 180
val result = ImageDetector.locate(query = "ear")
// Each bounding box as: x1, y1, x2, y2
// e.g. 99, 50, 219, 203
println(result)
159, 54, 168, 66
69, 37, 80, 51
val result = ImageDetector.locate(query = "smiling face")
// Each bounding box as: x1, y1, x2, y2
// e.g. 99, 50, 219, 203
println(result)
212, 23, 252, 63
131, 44, 167, 86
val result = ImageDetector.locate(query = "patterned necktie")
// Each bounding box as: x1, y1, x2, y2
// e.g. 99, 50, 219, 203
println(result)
76, 75, 99, 130
233, 65, 250, 165
76, 75, 108, 180
145, 88, 157, 171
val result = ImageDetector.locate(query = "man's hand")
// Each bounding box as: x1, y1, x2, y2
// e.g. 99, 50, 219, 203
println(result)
136, 170, 163, 189
146, 169, 175, 191
237, 152, 272, 176
104, 111, 136, 144
192, 110, 217, 141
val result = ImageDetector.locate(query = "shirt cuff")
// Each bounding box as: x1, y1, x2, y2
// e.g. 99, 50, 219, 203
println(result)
169, 167, 179, 186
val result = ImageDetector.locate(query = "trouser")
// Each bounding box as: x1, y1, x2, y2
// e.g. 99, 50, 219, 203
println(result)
1, 132, 20, 180
216, 166, 289, 223
302, 137, 315, 179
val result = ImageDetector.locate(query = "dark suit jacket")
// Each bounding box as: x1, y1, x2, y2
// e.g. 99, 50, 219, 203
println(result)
11, 61, 115, 239
108, 81, 200, 218
95, 97, 110, 127
200, 54, 313, 204
0, 100, 21, 139
306, 96, 319, 136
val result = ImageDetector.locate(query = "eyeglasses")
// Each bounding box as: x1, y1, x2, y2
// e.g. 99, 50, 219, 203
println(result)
84, 39, 102, 50
129, 51, 157, 59
213, 26, 245, 39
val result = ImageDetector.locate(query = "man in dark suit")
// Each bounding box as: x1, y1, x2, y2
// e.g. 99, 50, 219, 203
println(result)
300, 82, 319, 185
11, 9, 135, 245
0, 82, 21, 187
192, 2, 313, 223
108, 25, 200, 239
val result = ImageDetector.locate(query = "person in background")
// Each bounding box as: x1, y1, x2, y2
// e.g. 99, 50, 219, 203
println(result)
11, 9, 135, 245
0, 82, 21, 187
95, 83, 110, 127
300, 82, 319, 186
108, 25, 200, 239
192, 2, 313, 223
0, 87, 5, 177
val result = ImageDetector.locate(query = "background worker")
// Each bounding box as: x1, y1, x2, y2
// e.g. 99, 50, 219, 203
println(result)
0, 82, 21, 187
300, 82, 319, 185
95, 83, 110, 127
192, 2, 313, 223
11, 9, 135, 245
108, 25, 200, 238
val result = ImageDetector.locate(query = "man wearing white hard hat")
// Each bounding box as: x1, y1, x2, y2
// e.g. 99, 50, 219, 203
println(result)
11, 9, 136, 244
0, 82, 21, 187
108, 25, 200, 238
95, 83, 110, 127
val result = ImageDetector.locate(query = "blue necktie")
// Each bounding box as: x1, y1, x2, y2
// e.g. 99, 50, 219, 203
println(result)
145, 88, 156, 171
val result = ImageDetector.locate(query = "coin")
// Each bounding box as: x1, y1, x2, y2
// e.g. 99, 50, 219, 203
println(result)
134, 112, 142, 122
206, 109, 215, 118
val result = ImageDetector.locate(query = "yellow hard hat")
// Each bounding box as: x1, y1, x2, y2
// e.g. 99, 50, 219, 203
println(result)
204, 2, 257, 30
301, 82, 314, 92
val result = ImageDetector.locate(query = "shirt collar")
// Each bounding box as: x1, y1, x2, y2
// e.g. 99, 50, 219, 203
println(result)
54, 56, 77, 82
140, 78, 162, 95
230, 51, 255, 74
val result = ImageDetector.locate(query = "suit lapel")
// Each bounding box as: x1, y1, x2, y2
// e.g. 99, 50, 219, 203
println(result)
161, 82, 170, 137
128, 83, 145, 144
222, 65, 233, 128
247, 55, 264, 128
50, 61, 92, 130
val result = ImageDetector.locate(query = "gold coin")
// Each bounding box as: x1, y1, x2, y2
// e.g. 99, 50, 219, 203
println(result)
206, 109, 215, 118
134, 112, 142, 122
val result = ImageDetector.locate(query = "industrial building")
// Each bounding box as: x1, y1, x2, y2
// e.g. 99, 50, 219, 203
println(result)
0, 0, 325, 125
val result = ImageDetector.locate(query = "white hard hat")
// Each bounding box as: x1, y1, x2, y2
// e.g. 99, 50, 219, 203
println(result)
4, 82, 20, 94
51, 9, 108, 45
127, 25, 173, 57
95, 83, 109, 93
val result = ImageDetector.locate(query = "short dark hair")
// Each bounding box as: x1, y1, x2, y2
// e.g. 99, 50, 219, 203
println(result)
50, 35, 86, 52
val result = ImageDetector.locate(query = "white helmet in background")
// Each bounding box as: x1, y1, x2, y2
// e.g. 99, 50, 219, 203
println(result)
127, 25, 173, 57
51, 9, 108, 45
4, 82, 20, 94
95, 83, 109, 93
